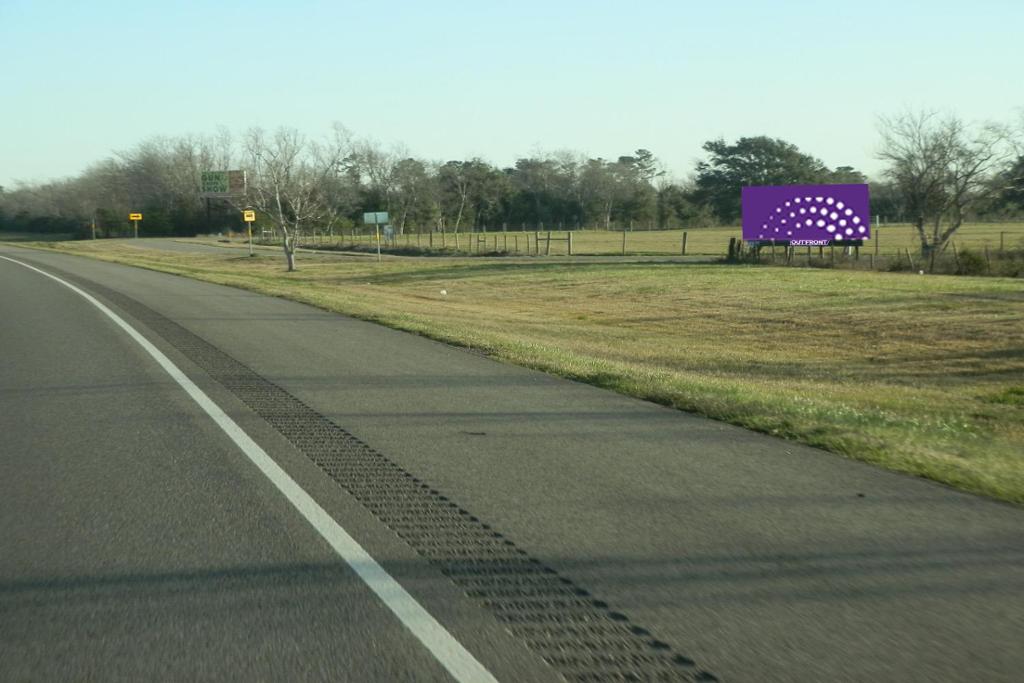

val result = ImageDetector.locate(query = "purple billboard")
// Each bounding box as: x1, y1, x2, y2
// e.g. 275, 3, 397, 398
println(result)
742, 184, 870, 245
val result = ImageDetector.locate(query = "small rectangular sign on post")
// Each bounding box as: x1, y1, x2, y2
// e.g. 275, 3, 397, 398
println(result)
362, 211, 388, 263
129, 212, 142, 239
242, 210, 256, 256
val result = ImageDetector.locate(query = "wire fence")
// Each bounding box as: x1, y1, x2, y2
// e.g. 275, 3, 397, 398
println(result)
263, 222, 1024, 259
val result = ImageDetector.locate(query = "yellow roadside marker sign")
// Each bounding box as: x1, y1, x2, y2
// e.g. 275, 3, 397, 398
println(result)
243, 210, 256, 222
129, 213, 142, 221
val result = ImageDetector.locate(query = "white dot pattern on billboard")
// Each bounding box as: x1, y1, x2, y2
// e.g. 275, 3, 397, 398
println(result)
755, 195, 868, 242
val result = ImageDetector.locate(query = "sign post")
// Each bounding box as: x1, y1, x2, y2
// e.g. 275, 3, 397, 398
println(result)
243, 209, 256, 256
129, 212, 142, 239
362, 212, 389, 263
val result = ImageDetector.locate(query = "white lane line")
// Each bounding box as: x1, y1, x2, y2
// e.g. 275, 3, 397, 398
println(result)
1, 255, 498, 683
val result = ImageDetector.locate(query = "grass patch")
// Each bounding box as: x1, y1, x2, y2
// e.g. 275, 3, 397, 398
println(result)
0, 232, 76, 242
25, 239, 1024, 504
986, 387, 1024, 407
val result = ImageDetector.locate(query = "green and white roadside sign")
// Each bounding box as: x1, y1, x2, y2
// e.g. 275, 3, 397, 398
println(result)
201, 171, 229, 195
362, 212, 388, 262
201, 170, 246, 197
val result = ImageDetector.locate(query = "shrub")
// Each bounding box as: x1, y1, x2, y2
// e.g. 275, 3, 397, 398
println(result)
955, 248, 988, 276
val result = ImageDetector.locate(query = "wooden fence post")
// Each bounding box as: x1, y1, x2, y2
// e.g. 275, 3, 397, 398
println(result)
681, 231, 687, 255
621, 230, 627, 256
568, 232, 573, 256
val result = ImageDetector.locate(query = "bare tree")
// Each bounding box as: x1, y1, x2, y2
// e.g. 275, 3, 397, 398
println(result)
878, 111, 1014, 258
243, 125, 352, 271
343, 139, 402, 214
391, 158, 436, 231
438, 160, 472, 232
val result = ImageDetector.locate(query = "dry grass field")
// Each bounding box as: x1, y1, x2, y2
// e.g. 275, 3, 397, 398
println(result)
22, 239, 1024, 504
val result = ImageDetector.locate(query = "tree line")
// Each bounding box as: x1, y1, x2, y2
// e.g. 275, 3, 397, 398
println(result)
2, 112, 1021, 261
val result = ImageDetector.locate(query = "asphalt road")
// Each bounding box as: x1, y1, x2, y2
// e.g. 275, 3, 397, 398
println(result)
1, 244, 1021, 682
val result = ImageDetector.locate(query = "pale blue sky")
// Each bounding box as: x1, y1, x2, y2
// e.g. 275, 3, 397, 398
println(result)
1, 0, 1021, 186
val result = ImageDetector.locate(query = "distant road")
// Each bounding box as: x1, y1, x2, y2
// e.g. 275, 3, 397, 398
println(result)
2, 244, 1022, 682
128, 237, 249, 254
